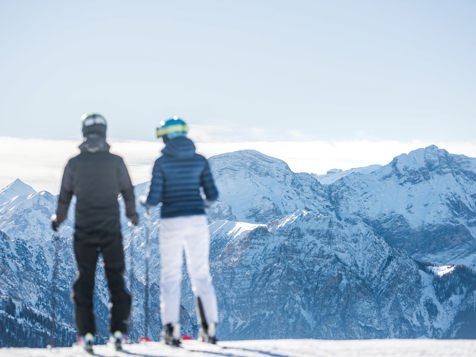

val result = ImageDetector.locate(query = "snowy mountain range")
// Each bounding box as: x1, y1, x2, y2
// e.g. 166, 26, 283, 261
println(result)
1, 145, 475, 347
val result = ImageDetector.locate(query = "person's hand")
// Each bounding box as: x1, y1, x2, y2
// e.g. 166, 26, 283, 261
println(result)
51, 214, 60, 232
204, 199, 214, 208
139, 195, 148, 207
130, 213, 139, 226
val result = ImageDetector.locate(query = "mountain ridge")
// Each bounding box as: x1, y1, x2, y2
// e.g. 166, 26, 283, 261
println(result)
1, 145, 475, 346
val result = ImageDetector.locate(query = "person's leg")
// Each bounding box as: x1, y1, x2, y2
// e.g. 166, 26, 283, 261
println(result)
101, 234, 131, 335
159, 217, 185, 325
73, 238, 99, 336
183, 215, 218, 326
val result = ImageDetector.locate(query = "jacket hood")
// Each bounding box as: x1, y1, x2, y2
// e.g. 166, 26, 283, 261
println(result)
79, 135, 110, 153
162, 136, 196, 159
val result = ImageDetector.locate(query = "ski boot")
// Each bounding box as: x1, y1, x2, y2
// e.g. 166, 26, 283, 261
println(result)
199, 321, 217, 344
162, 323, 181, 347
78, 332, 94, 354
110, 330, 124, 351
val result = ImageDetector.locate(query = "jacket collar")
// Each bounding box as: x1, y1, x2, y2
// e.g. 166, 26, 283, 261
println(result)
79, 135, 110, 153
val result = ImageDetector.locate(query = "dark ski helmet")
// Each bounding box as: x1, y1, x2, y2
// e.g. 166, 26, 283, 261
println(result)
156, 116, 189, 139
81, 113, 107, 138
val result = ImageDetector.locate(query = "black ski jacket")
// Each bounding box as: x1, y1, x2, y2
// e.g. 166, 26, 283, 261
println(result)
55, 136, 137, 239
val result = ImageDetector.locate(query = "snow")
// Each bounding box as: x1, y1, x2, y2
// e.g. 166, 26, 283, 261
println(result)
0, 339, 475, 357
227, 222, 266, 236
0, 179, 36, 205
331, 145, 476, 236
430, 265, 456, 277
418, 271, 452, 331
317, 165, 381, 185
1, 145, 476, 344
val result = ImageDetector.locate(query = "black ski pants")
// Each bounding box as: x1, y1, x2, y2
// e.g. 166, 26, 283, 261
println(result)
73, 233, 131, 336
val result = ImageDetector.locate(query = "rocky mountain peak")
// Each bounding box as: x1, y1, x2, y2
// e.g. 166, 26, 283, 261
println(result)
210, 150, 292, 177
391, 145, 451, 171
0, 179, 36, 205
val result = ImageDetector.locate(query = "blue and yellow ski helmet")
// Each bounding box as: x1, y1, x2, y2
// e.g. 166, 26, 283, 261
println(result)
156, 116, 189, 139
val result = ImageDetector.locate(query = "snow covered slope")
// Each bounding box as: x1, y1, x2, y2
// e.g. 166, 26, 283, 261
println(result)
1, 339, 476, 357
1, 145, 475, 347
327, 145, 476, 266
0, 179, 36, 205
208, 150, 330, 223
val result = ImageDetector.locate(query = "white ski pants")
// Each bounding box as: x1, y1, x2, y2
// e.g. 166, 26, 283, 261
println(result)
159, 215, 218, 325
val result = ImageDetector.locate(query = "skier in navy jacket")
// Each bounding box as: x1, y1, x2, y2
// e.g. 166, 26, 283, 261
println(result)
142, 117, 219, 346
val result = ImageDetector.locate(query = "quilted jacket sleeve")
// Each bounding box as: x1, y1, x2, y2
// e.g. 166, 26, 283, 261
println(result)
201, 159, 219, 202
146, 158, 163, 206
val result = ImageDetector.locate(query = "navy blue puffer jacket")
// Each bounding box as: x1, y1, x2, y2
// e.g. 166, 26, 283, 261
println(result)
145, 137, 218, 218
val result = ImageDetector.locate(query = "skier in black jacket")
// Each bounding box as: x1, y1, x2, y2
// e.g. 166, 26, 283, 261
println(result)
51, 113, 138, 353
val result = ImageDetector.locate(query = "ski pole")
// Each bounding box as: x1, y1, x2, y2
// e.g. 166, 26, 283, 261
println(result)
49, 233, 60, 348
142, 208, 151, 341
128, 222, 135, 342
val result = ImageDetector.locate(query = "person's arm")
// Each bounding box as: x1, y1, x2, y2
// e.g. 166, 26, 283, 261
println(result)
201, 159, 219, 202
145, 159, 163, 206
55, 160, 74, 225
118, 158, 138, 224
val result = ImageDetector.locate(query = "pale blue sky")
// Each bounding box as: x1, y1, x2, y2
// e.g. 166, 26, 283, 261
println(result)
1, 0, 475, 142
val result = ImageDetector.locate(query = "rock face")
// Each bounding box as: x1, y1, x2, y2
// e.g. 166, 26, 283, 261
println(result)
1, 146, 475, 347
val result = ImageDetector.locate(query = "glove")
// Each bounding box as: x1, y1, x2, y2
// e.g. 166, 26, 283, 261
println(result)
130, 213, 139, 226
51, 214, 60, 232
139, 195, 149, 207
204, 199, 214, 208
